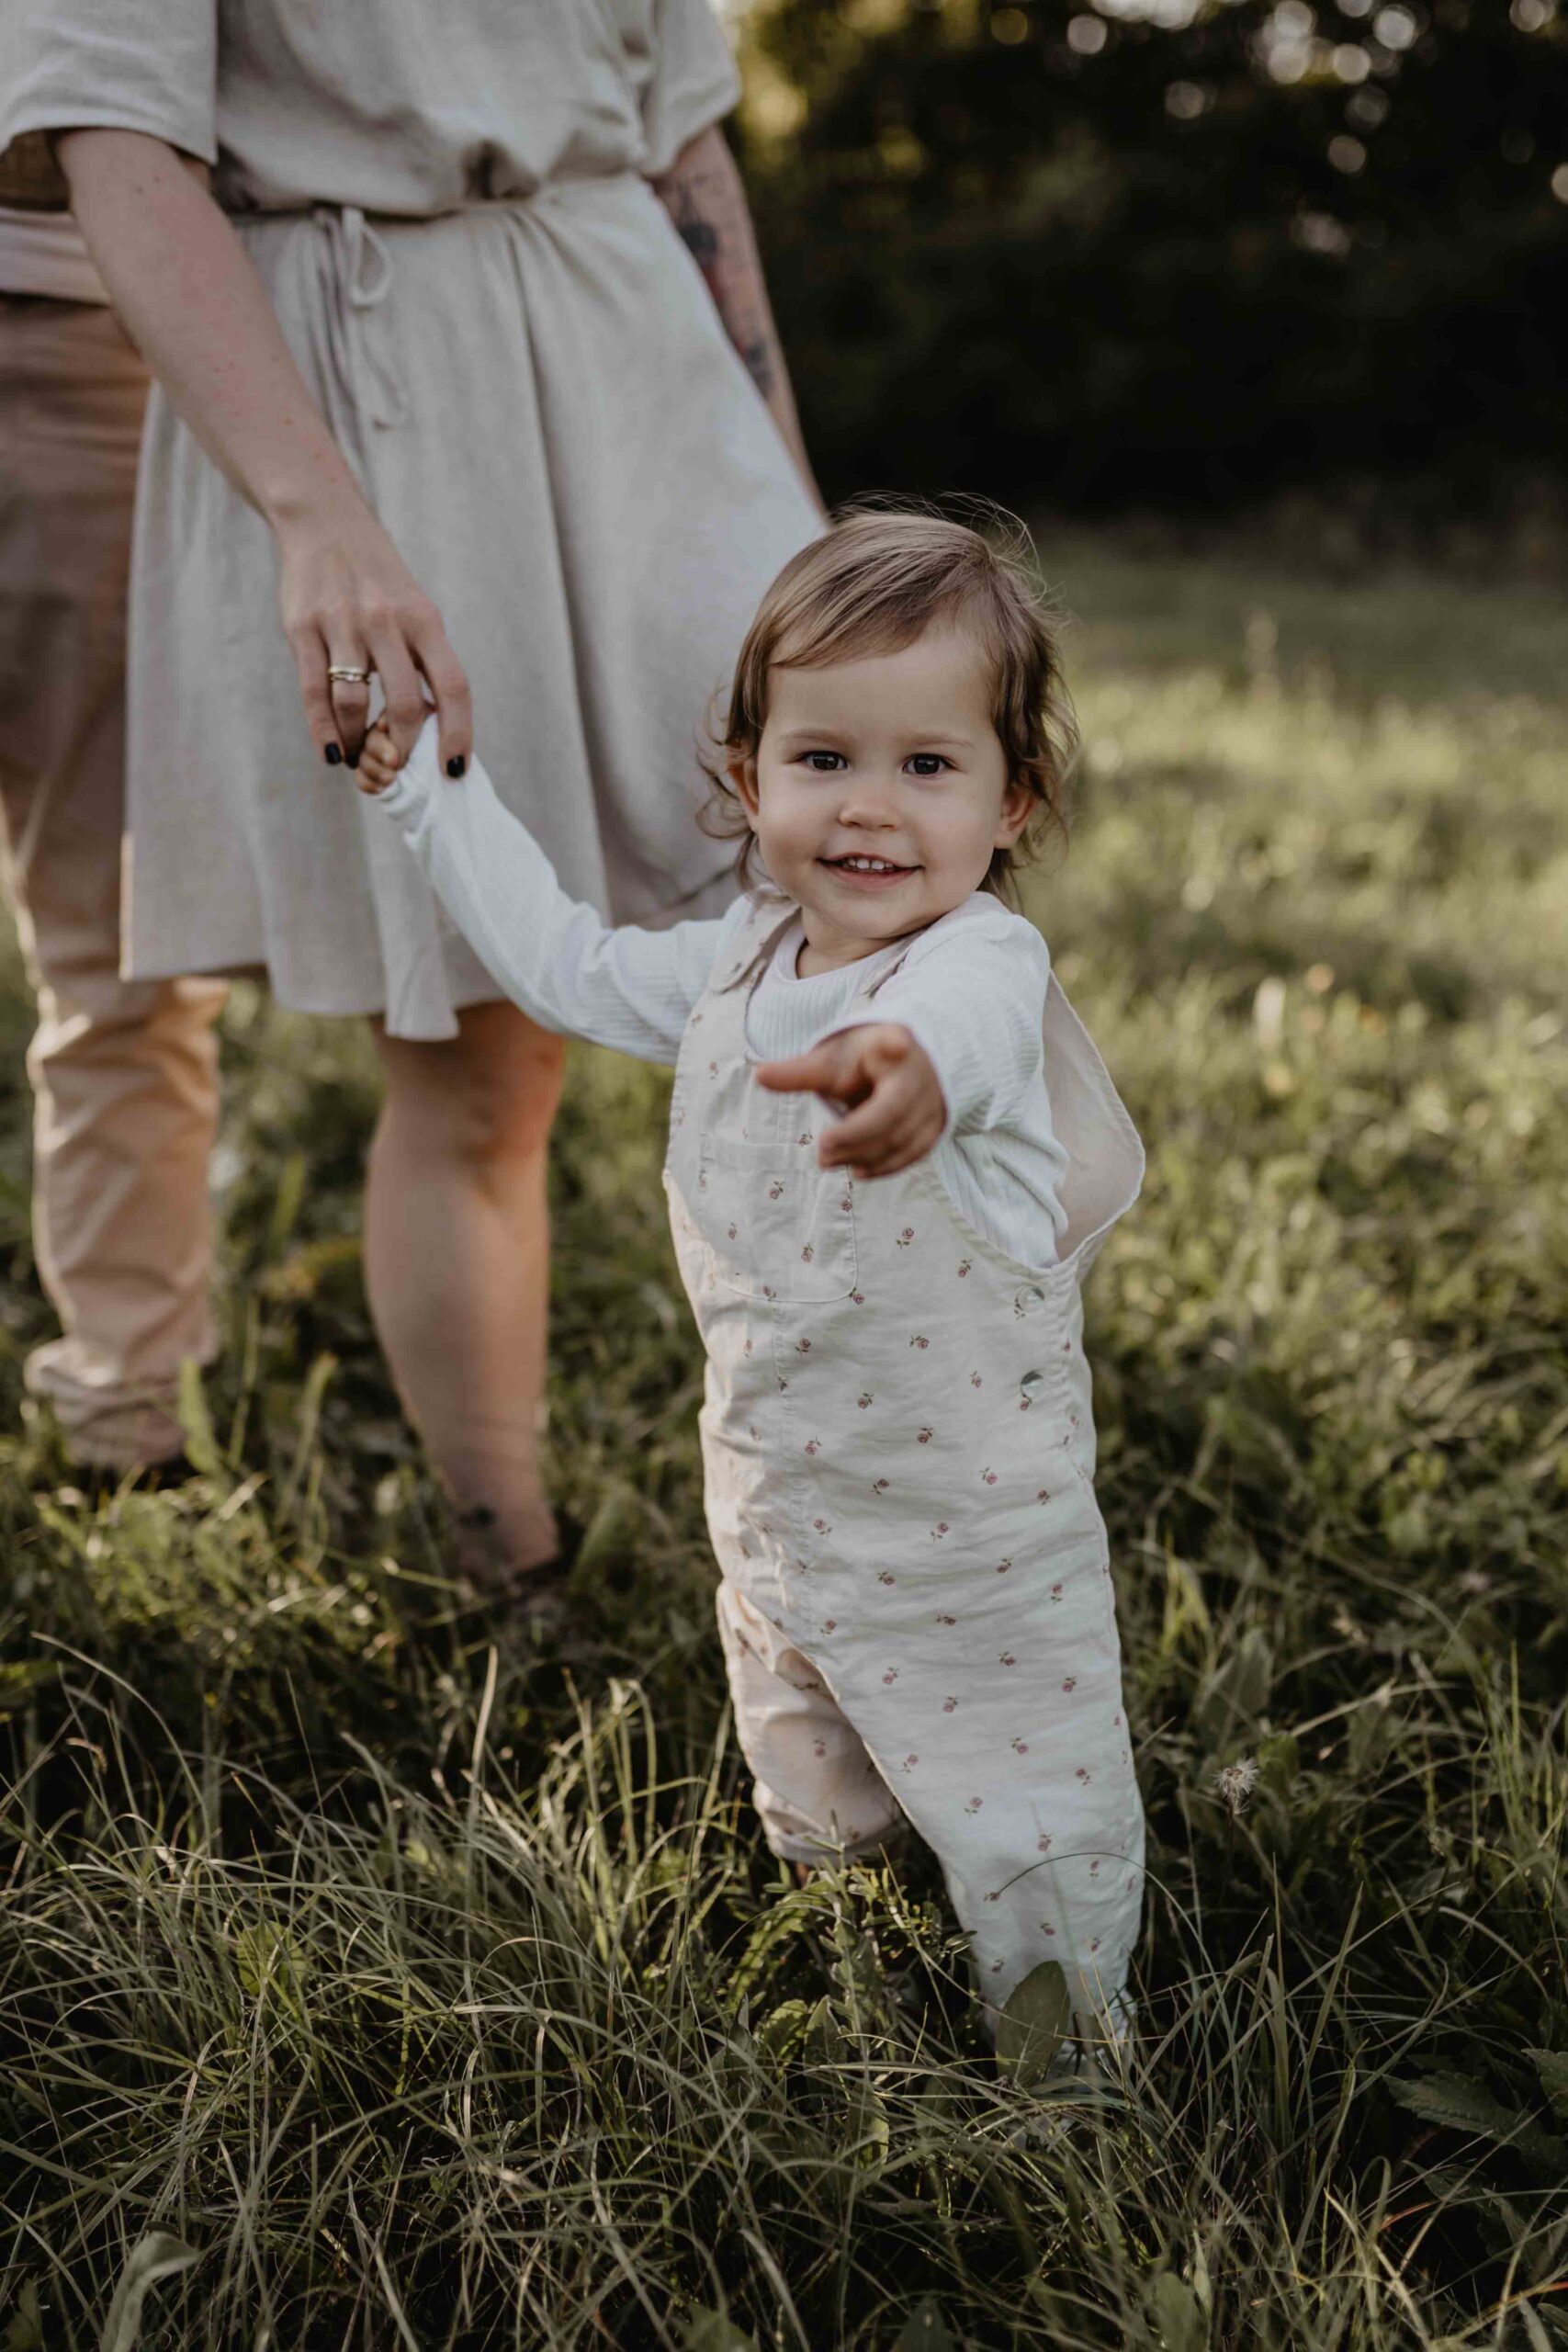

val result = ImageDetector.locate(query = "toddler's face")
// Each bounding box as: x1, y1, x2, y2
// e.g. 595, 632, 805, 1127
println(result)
733, 625, 1032, 971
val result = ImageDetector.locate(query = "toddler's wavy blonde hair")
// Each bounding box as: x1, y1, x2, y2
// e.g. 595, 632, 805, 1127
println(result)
702, 501, 1076, 901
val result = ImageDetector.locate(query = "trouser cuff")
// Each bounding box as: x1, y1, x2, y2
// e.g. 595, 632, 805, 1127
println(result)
763, 1820, 913, 1869
23, 1352, 189, 1471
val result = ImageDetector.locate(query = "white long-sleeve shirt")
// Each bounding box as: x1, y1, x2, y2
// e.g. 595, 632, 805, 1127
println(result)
374, 722, 1068, 1263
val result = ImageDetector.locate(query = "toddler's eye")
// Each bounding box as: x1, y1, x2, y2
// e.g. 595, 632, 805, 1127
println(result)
801, 751, 846, 772
907, 753, 953, 777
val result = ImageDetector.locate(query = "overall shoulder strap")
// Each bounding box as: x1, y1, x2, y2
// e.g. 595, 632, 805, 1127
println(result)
1043, 974, 1145, 1265
851, 902, 976, 1007
706, 889, 799, 994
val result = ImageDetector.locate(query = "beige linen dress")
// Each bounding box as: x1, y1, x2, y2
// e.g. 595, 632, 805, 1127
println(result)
2, 0, 821, 1037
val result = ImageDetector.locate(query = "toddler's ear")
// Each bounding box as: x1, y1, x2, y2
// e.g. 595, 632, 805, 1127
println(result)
728, 753, 762, 828
995, 776, 1035, 848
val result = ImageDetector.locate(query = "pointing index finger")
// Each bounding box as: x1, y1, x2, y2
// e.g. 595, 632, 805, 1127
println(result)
756, 1042, 847, 1096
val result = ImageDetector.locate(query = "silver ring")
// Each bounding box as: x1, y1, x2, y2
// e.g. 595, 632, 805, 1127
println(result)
327, 664, 375, 685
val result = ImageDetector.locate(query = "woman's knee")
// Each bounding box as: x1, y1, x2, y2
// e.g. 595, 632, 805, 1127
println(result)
374, 1000, 567, 1176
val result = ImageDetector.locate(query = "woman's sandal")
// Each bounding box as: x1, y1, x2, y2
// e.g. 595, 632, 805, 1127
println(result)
506, 1555, 576, 1638
454, 1505, 578, 1636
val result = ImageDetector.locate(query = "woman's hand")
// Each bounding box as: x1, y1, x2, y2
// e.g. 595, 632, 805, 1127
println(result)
275, 496, 471, 773
756, 1024, 947, 1179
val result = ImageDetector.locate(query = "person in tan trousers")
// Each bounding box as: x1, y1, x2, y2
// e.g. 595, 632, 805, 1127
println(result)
0, 130, 224, 1470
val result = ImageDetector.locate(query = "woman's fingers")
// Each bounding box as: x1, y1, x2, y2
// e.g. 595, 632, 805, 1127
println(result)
305, 612, 462, 777
355, 620, 415, 766
411, 611, 474, 779
324, 647, 374, 764
275, 512, 468, 777
290, 627, 345, 766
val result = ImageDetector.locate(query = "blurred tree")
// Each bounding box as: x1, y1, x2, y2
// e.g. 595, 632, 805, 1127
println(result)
734, 0, 1568, 514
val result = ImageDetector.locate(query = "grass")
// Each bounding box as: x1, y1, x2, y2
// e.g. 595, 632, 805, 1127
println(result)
1, 537, 1565, 2350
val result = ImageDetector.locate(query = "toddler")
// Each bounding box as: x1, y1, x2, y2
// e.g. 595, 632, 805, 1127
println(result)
357, 509, 1145, 2038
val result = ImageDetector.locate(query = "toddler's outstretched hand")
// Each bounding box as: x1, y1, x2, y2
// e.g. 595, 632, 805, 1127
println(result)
355, 719, 406, 796
757, 1023, 945, 1179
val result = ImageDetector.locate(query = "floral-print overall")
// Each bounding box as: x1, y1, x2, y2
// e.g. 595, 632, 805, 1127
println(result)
664, 894, 1147, 2025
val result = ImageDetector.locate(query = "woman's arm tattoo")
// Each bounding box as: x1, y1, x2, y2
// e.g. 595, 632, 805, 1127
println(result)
654, 130, 794, 421
670, 187, 719, 273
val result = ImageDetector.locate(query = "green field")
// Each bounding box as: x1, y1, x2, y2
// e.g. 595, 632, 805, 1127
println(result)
1, 542, 1564, 2350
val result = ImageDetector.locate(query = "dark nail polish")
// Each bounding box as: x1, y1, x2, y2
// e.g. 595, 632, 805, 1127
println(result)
446, 755, 467, 779
346, 750, 360, 771
323, 743, 343, 766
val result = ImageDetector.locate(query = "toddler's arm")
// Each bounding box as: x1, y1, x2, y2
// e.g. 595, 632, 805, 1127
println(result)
761, 906, 1051, 1169
361, 717, 725, 1064
758, 1026, 946, 1180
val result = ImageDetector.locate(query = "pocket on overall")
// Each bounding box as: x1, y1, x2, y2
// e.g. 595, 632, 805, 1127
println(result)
694, 1134, 858, 1304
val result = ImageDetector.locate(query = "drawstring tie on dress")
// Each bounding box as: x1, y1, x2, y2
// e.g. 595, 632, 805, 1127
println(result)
285, 183, 609, 439
311, 203, 406, 431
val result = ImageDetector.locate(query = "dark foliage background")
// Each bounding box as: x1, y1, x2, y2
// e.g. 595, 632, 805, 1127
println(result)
737, 0, 1568, 520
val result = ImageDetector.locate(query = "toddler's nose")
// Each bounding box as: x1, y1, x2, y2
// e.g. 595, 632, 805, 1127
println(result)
836, 775, 902, 825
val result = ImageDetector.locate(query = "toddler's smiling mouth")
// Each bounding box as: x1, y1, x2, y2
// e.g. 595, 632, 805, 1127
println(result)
821, 854, 919, 882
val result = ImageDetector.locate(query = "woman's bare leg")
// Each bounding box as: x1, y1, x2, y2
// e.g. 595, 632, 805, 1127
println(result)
367, 999, 567, 1577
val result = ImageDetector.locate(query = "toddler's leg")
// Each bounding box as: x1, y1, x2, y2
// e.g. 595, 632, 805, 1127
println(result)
846, 1627, 1144, 2041
716, 1581, 906, 1866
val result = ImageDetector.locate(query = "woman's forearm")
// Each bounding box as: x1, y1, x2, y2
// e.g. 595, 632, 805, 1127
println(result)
652, 125, 822, 511
57, 129, 361, 531
55, 128, 473, 769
